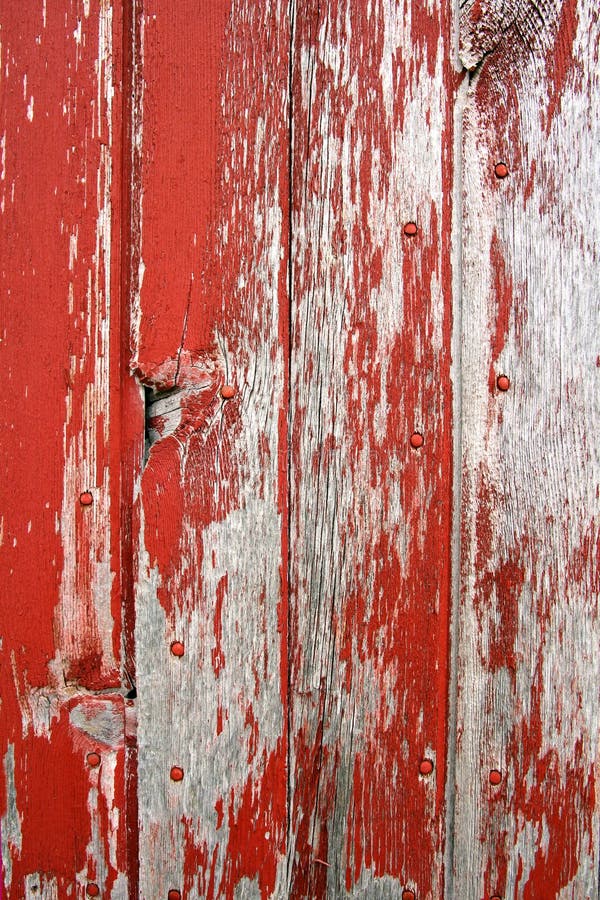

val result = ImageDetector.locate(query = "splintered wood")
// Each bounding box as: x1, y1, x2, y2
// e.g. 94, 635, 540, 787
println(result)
1, 0, 598, 897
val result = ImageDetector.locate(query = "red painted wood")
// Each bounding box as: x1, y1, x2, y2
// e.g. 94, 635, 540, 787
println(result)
287, 2, 458, 895
3, 0, 598, 895
132, 2, 290, 896
0, 1, 141, 894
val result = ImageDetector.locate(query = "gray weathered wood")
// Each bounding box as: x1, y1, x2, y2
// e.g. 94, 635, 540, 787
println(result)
452, 0, 600, 895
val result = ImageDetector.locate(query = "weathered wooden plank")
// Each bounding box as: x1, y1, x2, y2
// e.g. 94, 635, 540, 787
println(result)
0, 0, 138, 895
287, 3, 458, 896
453, 0, 600, 895
132, 2, 290, 896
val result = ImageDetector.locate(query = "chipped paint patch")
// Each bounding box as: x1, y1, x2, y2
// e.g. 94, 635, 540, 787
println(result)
1, 745, 22, 889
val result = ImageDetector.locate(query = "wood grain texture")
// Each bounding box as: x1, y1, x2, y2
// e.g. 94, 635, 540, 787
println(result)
0, 1, 139, 895
453, 0, 600, 895
132, 2, 290, 896
287, 3, 458, 896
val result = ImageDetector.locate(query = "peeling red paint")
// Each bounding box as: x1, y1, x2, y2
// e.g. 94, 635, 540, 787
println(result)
1, 1, 136, 893
3, 0, 598, 894
456, 0, 599, 893
543, 0, 581, 134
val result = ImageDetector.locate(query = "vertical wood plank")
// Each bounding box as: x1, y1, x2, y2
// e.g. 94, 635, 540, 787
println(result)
287, 3, 458, 896
132, 2, 290, 896
0, 0, 138, 895
453, 0, 600, 895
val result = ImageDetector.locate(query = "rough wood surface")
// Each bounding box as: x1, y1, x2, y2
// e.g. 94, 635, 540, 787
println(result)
287, 3, 458, 896
452, 0, 600, 895
0, 1, 140, 895
4, 0, 599, 896
132, 2, 290, 896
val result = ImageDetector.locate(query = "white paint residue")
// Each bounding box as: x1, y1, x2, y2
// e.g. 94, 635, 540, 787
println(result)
26, 96, 34, 121
1, 131, 6, 181
69, 228, 78, 270
99, 753, 119, 869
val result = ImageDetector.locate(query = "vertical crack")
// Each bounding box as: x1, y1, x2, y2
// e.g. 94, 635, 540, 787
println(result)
286, 0, 296, 886
174, 276, 193, 387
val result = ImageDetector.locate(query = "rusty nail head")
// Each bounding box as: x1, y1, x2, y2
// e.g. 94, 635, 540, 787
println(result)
410, 432, 424, 449
79, 491, 93, 506
403, 221, 418, 236
402, 891, 416, 900
490, 769, 503, 785
170, 766, 184, 782
494, 162, 509, 178
170, 641, 185, 658
490, 896, 503, 900
167, 892, 181, 900
221, 384, 236, 399
86, 885, 100, 898
496, 374, 510, 391
419, 759, 434, 775
86, 752, 101, 768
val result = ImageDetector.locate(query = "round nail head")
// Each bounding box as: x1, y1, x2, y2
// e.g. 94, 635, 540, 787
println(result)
171, 641, 185, 658
170, 766, 184, 782
490, 769, 503, 785
404, 221, 418, 236
494, 162, 509, 178
168, 892, 181, 900
410, 432, 424, 449
86, 752, 101, 768
419, 759, 434, 776
496, 374, 510, 392
86, 885, 100, 898
221, 384, 236, 399
402, 891, 416, 900
79, 491, 93, 506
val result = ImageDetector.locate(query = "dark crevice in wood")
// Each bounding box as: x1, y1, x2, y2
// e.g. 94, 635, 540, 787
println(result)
286, 0, 296, 888
121, 0, 142, 890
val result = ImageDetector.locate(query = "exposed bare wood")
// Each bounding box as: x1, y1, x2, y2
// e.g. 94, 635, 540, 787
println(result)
453, 0, 600, 894
286, 3, 458, 896
3, 0, 599, 894
132, 1, 290, 895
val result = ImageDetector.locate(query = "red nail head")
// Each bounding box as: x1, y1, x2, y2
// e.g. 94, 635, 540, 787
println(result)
86, 885, 100, 897
419, 759, 434, 775
168, 892, 181, 900
410, 432, 424, 449
490, 769, 502, 785
403, 221, 418, 236
79, 491, 93, 506
402, 891, 416, 900
170, 641, 185, 657
494, 162, 509, 178
496, 374, 510, 391
170, 766, 184, 782
490, 896, 503, 900
221, 384, 236, 399
86, 752, 101, 768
